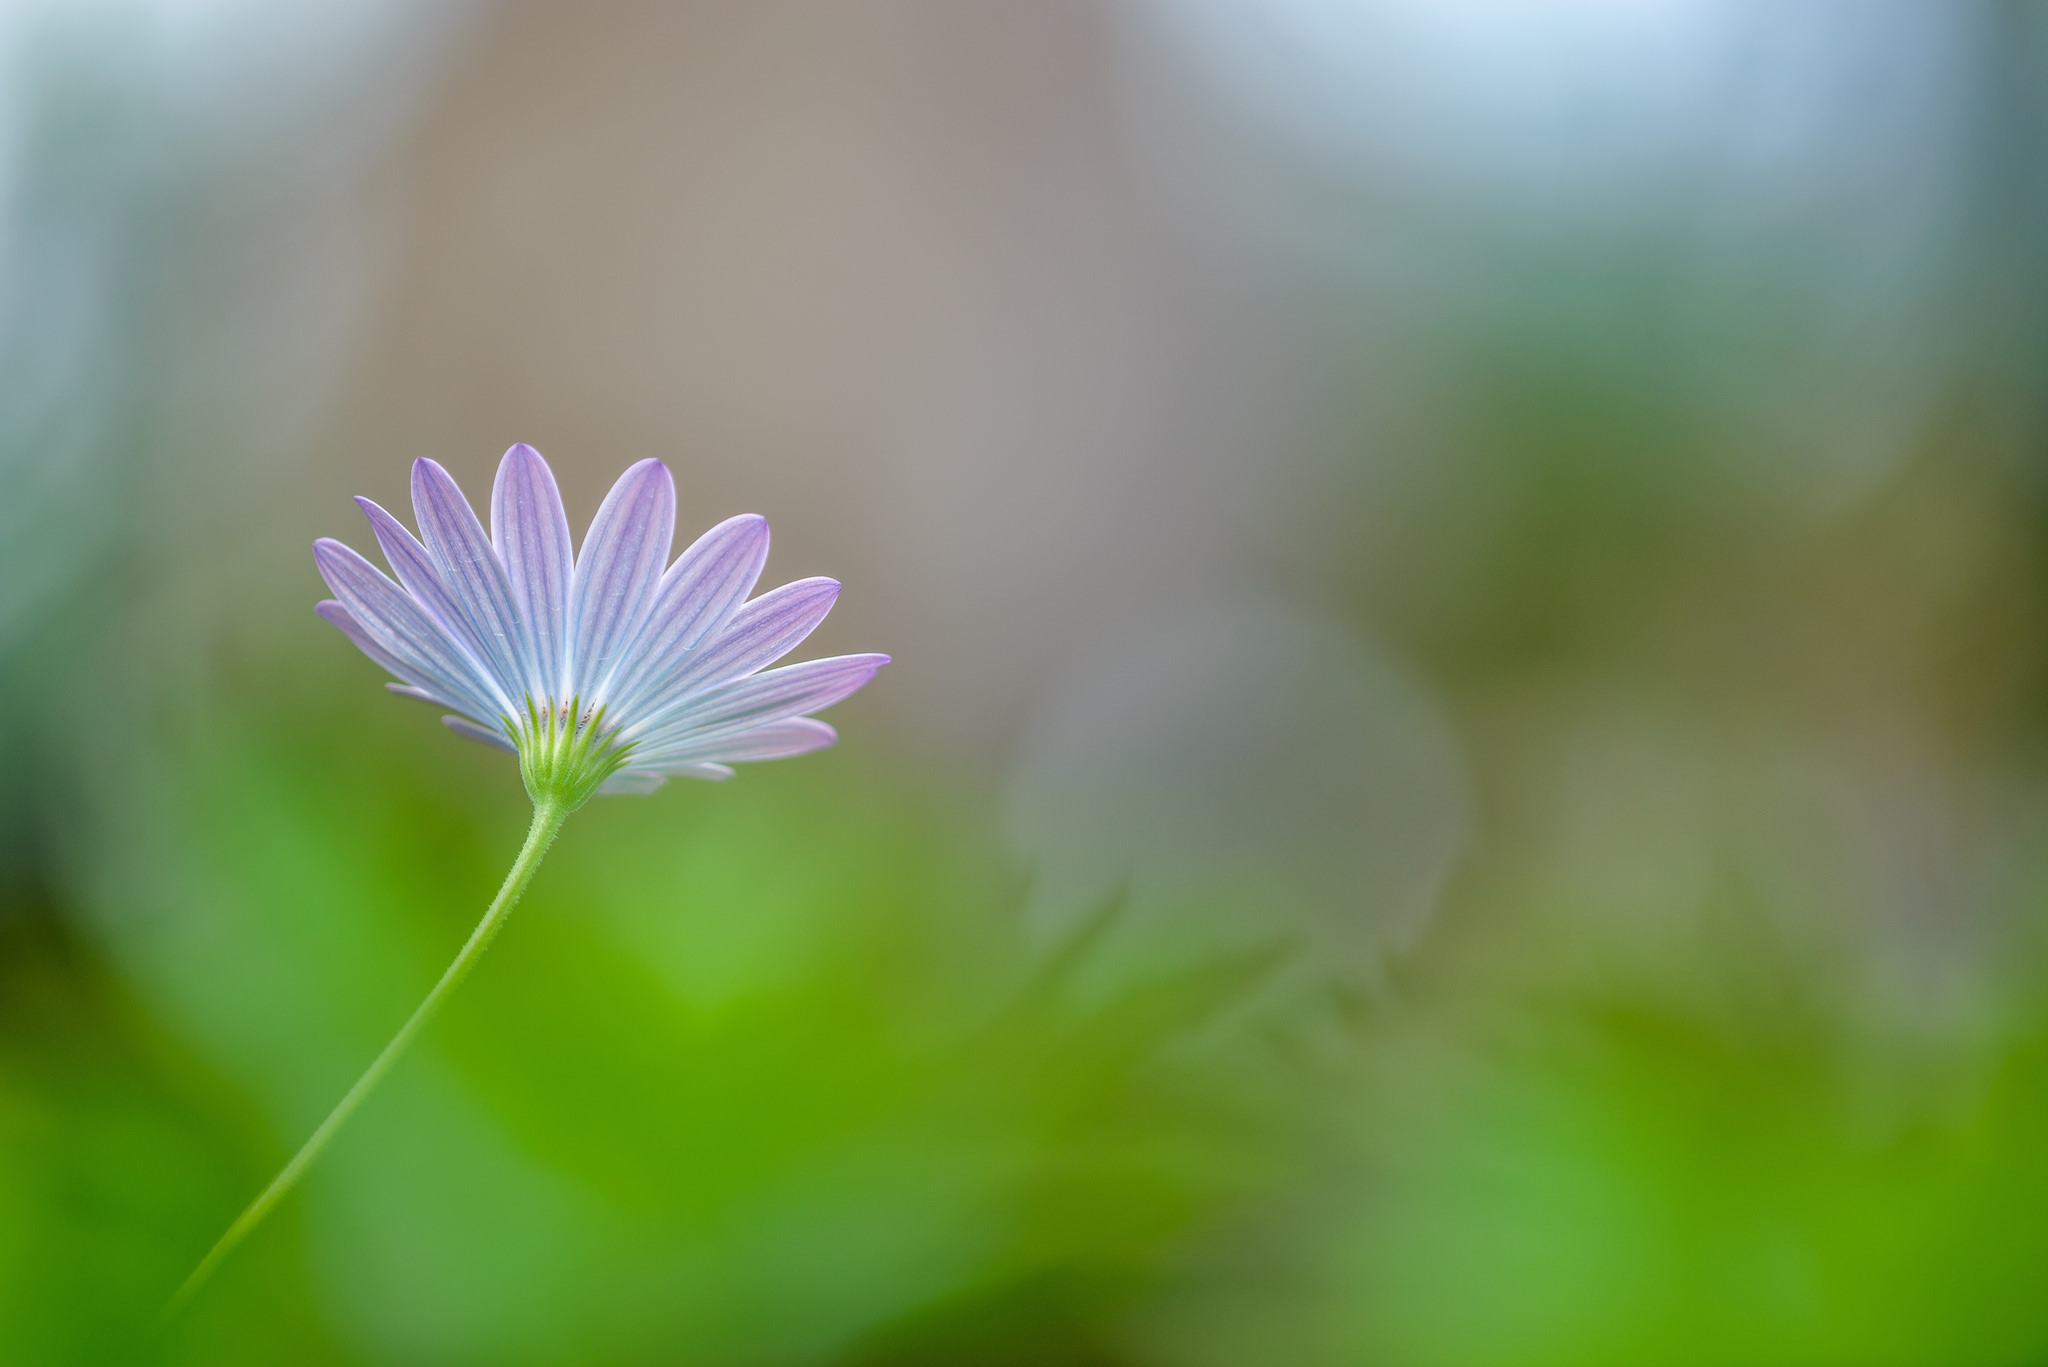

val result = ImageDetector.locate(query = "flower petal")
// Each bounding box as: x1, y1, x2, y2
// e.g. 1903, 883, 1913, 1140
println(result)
596, 769, 669, 795
443, 714, 516, 752
316, 598, 419, 685
604, 513, 769, 712
569, 458, 675, 699
387, 683, 464, 708
627, 653, 886, 755
625, 577, 840, 730
353, 497, 504, 685
653, 761, 733, 783
651, 717, 838, 766
491, 444, 573, 698
314, 537, 508, 721
411, 458, 538, 701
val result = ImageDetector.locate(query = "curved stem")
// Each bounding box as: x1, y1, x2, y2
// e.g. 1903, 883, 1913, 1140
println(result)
165, 799, 571, 1321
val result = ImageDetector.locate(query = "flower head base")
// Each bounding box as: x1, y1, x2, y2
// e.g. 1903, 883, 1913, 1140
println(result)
314, 444, 886, 797
514, 696, 633, 812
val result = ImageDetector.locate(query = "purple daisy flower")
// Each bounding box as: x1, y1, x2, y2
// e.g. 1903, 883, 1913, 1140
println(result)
313, 443, 886, 808
166, 444, 887, 1317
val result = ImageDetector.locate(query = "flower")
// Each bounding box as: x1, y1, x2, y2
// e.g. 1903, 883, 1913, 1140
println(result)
313, 444, 887, 809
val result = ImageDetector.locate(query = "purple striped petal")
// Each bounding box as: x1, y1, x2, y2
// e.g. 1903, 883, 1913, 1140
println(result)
627, 653, 887, 755
491, 444, 573, 698
353, 497, 505, 688
443, 715, 517, 752
323, 603, 477, 715
626, 577, 840, 730
603, 513, 769, 710
314, 538, 508, 721
652, 762, 733, 783
316, 598, 420, 686
665, 718, 838, 765
411, 458, 538, 701
569, 458, 674, 699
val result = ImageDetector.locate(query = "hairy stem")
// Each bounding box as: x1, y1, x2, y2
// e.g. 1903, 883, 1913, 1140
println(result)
165, 798, 571, 1321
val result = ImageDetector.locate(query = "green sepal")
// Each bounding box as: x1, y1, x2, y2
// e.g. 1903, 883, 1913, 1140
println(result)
509, 695, 635, 813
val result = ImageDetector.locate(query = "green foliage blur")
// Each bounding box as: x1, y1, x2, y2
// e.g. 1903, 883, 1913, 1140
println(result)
4, 649, 1294, 1363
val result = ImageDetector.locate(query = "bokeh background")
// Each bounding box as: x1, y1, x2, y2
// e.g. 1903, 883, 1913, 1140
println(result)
5, 1, 2048, 1362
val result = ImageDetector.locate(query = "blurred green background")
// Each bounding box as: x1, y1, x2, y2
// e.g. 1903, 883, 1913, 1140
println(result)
6, 2, 2048, 1363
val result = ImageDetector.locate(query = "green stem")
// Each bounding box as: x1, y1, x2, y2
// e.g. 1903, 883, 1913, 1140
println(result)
165, 798, 571, 1322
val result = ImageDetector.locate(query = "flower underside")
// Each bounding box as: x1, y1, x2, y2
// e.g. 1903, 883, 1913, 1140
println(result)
173, 442, 889, 1319
513, 696, 635, 812
312, 443, 887, 797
